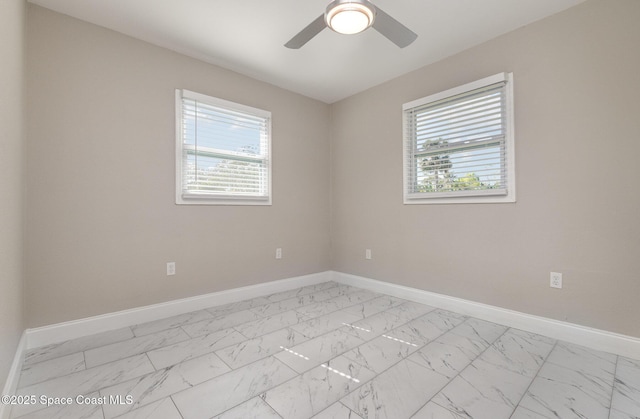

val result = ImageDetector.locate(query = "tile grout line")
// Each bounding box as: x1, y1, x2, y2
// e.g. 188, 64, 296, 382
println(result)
213, 297, 405, 370
259, 395, 286, 419
607, 354, 620, 419
203, 282, 340, 316
130, 310, 216, 338
169, 395, 185, 419
105, 349, 236, 418
93, 284, 359, 372
306, 402, 341, 419
13, 368, 143, 418
13, 352, 157, 416
213, 294, 398, 360
104, 351, 237, 419
211, 348, 234, 372
184, 284, 361, 341
93, 286, 383, 380
506, 339, 559, 419
541, 341, 619, 381
357, 308, 456, 377
403, 316, 491, 371
257, 282, 346, 308
21, 328, 137, 369
16, 348, 100, 391
170, 355, 300, 418
178, 324, 192, 340
17, 352, 86, 390
338, 401, 363, 419
407, 325, 511, 418
143, 352, 158, 372
251, 300, 440, 417
258, 353, 348, 418
325, 308, 468, 417
246, 289, 342, 317
220, 291, 386, 353
179, 309, 267, 339
84, 328, 193, 369
301, 303, 433, 371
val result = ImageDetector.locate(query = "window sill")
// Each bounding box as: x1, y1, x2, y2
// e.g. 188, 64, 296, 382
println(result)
176, 194, 272, 206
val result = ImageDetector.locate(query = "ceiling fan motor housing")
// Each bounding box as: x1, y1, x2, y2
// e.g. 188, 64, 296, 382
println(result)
325, 0, 377, 34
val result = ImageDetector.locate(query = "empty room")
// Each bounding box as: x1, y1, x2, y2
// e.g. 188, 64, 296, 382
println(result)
1, 0, 639, 418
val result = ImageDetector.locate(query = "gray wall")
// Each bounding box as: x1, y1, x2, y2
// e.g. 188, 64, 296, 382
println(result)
25, 5, 331, 327
0, 0, 25, 384
331, 0, 640, 337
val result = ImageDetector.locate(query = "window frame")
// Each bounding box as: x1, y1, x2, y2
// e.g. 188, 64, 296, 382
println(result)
175, 89, 272, 206
402, 72, 516, 205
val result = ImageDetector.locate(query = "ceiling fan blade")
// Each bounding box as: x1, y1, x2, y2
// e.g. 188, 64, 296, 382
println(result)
285, 14, 327, 49
372, 6, 417, 48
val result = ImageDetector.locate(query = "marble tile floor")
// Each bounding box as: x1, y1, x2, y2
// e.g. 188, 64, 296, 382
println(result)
9, 281, 640, 419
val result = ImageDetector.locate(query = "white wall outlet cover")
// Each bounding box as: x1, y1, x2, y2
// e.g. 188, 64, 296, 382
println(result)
550, 272, 562, 288
167, 262, 176, 276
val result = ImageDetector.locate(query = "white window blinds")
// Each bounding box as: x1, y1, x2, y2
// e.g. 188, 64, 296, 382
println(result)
403, 73, 515, 203
176, 90, 271, 205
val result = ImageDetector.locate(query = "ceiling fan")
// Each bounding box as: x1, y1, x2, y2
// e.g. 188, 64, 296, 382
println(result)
285, 0, 418, 49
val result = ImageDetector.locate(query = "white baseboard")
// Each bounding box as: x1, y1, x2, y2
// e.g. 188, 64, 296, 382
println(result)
25, 271, 333, 350
332, 271, 640, 360
0, 331, 26, 419
15, 269, 640, 371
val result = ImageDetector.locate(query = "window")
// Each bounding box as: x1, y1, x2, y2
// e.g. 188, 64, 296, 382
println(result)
176, 89, 271, 205
403, 73, 515, 204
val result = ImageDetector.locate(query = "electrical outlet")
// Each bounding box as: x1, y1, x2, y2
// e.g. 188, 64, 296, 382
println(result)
276, 248, 282, 259
365, 249, 372, 260
167, 262, 176, 276
550, 272, 562, 289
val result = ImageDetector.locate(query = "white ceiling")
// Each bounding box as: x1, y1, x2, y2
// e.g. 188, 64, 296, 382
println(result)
29, 0, 585, 103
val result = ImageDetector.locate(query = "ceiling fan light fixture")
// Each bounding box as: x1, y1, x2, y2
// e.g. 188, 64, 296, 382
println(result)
325, 0, 375, 35
285, 0, 416, 49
